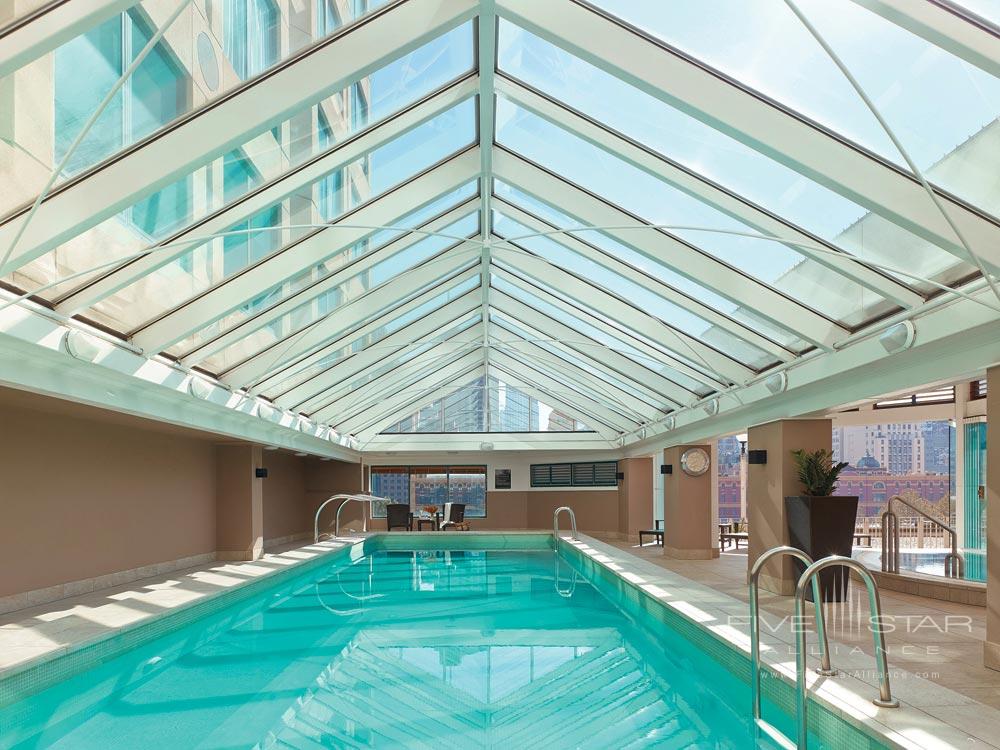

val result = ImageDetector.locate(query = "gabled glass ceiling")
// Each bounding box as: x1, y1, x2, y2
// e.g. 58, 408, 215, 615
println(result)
1, 0, 998, 445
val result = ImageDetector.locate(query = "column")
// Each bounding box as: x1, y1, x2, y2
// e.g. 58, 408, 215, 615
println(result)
618, 456, 653, 541
663, 444, 716, 559
747, 419, 832, 595
985, 366, 999, 670
215, 445, 264, 561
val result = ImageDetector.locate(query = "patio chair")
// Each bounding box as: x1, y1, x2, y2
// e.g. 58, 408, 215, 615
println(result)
441, 502, 470, 531
386, 504, 412, 531
639, 520, 664, 547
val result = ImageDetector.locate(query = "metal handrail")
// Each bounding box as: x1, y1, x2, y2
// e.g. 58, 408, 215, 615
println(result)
795, 556, 899, 748
553, 506, 578, 540
554, 553, 577, 598
749, 546, 834, 748
313, 493, 389, 542
880, 494, 964, 577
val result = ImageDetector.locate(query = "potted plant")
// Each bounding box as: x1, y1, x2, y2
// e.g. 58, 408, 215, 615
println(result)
785, 449, 857, 602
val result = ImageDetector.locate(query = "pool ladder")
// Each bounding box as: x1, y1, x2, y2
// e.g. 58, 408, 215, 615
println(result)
750, 547, 899, 750
553, 506, 578, 540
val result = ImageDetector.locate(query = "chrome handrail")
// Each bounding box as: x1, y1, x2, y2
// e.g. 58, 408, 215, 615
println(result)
795, 556, 898, 748
553, 506, 578, 540
749, 546, 834, 746
554, 553, 577, 598
880, 494, 964, 578
313, 493, 389, 542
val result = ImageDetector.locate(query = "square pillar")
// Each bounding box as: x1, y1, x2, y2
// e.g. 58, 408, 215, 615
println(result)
747, 419, 831, 595
663, 445, 717, 559
618, 456, 653, 541
215, 445, 264, 561
985, 366, 1000, 670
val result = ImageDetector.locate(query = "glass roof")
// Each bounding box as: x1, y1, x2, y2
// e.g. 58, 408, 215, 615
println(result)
1, 0, 996, 444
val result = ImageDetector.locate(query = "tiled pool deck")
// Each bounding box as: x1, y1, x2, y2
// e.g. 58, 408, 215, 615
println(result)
2, 532, 999, 749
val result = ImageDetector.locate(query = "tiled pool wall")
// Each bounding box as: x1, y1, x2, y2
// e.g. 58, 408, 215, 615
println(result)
556, 538, 890, 750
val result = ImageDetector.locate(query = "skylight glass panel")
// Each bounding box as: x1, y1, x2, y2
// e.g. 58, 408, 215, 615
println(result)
0, 0, 402, 213
951, 0, 1000, 24
380, 375, 594, 433
587, 0, 1000, 212
495, 22, 977, 296
490, 311, 668, 411
86, 99, 476, 334
493, 182, 810, 353
193, 215, 479, 374
255, 275, 481, 397
495, 98, 895, 328
491, 273, 717, 395
4, 24, 475, 306
493, 211, 780, 369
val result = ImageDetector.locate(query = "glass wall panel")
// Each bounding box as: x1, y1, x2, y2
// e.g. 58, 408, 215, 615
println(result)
495, 97, 895, 329
370, 466, 486, 519
496, 22, 976, 296
587, 0, 1000, 213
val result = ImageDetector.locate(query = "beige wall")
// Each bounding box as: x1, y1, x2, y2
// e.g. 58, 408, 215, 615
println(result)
619, 457, 653, 539
0, 392, 217, 597
305, 458, 364, 535
662, 445, 716, 558
747, 419, 832, 594
215, 444, 263, 560
260, 451, 309, 544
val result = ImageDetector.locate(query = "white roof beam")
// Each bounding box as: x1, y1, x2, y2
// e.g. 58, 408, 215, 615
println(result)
131, 148, 480, 353
494, 246, 754, 384
349, 364, 488, 441
494, 0, 1000, 270
493, 200, 794, 360
279, 294, 482, 411
492, 148, 848, 349
183, 199, 479, 368
318, 325, 484, 424
849, 0, 1000, 79
489, 289, 694, 406
57, 76, 479, 314
478, 3, 497, 370
495, 76, 923, 309
0, 0, 478, 275
235, 265, 481, 394
331, 350, 484, 434
490, 265, 726, 392
0, 0, 136, 78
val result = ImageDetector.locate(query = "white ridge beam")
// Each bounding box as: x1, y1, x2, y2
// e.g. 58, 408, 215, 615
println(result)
0, 0, 478, 275
494, 0, 1000, 269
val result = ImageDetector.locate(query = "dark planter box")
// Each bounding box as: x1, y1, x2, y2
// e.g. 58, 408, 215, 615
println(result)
785, 495, 859, 602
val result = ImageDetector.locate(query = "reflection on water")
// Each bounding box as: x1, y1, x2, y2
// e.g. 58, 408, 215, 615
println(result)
5, 551, 755, 749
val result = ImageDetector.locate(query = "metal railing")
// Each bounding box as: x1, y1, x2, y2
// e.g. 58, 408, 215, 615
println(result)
553, 506, 578, 540
749, 546, 834, 749
313, 493, 390, 542
795, 556, 899, 747
751, 547, 899, 749
881, 494, 964, 577
554, 553, 578, 598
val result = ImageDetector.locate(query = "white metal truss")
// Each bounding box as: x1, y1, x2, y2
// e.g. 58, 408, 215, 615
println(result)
0, 0, 479, 276
3, 0, 1000, 455
494, 0, 1000, 271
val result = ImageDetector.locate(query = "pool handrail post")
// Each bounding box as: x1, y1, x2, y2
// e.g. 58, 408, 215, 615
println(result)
794, 556, 899, 748
553, 506, 578, 540
882, 494, 964, 578
749, 546, 834, 741
313, 493, 390, 542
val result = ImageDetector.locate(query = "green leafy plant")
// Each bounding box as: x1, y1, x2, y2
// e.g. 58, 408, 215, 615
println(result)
791, 449, 848, 496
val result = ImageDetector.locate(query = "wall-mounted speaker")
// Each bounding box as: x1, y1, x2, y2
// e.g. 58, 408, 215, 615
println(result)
616, 471, 625, 481
255, 467, 269, 478
747, 450, 767, 465
660, 464, 673, 474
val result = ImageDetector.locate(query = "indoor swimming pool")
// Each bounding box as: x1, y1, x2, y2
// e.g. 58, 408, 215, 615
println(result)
0, 536, 887, 749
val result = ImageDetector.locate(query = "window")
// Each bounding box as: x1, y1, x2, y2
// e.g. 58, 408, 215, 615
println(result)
971, 379, 987, 401
874, 386, 955, 409
54, 9, 191, 236
370, 466, 487, 518
530, 461, 618, 488
224, 0, 280, 80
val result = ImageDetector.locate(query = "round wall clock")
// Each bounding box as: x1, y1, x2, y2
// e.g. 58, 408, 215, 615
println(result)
680, 447, 711, 476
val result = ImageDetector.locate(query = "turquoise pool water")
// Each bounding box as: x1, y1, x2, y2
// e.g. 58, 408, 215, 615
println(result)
0, 541, 882, 749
